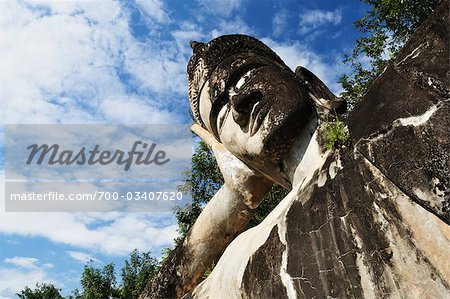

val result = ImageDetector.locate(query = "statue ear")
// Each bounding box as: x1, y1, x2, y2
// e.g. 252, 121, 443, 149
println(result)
295, 66, 347, 116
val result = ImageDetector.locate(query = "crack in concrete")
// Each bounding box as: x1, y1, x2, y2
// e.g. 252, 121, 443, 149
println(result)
353, 100, 449, 224
396, 42, 428, 65
355, 99, 447, 152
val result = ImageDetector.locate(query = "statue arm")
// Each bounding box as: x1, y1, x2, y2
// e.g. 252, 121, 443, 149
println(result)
139, 125, 272, 299
179, 173, 271, 292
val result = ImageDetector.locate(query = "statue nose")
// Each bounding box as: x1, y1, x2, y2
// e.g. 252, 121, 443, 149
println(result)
230, 91, 263, 127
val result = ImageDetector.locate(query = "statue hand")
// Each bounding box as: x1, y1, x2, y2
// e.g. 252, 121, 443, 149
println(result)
190, 123, 260, 182
190, 124, 272, 207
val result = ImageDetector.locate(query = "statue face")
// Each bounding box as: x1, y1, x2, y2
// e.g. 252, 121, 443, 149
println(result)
198, 53, 316, 174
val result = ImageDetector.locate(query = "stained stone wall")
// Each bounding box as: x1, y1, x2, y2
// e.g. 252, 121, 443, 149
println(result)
348, 0, 449, 223
188, 1, 449, 298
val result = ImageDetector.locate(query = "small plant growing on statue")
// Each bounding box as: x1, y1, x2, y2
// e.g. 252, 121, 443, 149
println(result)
320, 119, 349, 150
202, 261, 216, 279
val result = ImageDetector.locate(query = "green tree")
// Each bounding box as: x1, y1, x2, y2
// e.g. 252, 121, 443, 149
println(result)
17, 251, 161, 299
176, 140, 288, 241
67, 289, 83, 299
17, 283, 64, 299
175, 141, 224, 239
340, 0, 441, 107
119, 249, 159, 299
80, 261, 118, 299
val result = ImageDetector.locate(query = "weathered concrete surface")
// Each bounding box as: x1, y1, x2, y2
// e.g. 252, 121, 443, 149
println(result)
192, 150, 450, 298
348, 0, 449, 223
189, 2, 450, 298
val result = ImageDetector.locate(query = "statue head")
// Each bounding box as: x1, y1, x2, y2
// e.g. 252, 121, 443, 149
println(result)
187, 34, 339, 186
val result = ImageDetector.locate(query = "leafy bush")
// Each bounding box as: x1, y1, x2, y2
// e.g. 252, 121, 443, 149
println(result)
320, 120, 349, 151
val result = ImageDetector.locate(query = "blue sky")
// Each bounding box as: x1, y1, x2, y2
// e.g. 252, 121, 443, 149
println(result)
0, 0, 369, 297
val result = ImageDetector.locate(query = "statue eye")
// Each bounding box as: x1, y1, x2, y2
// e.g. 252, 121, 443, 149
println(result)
226, 63, 265, 89
217, 103, 231, 134
209, 91, 229, 139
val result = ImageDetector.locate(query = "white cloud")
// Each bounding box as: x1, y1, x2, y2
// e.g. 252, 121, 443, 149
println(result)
99, 96, 176, 123
42, 263, 54, 269
1, 255, 57, 297
171, 22, 207, 56
0, 1, 184, 125
0, 1, 189, 259
210, 18, 253, 38
124, 43, 188, 97
4, 257, 39, 269
0, 171, 178, 256
136, 0, 170, 23
272, 10, 288, 37
261, 38, 343, 94
197, 0, 242, 17
299, 9, 342, 35
0, 267, 55, 298
67, 251, 98, 264
0, 211, 178, 256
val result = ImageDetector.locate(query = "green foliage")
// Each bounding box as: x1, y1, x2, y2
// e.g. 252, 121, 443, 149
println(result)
120, 249, 159, 299
159, 246, 173, 265
202, 261, 215, 279
67, 289, 82, 299
80, 262, 118, 299
19, 250, 160, 299
340, 0, 441, 107
320, 120, 349, 151
75, 250, 159, 299
17, 283, 64, 299
175, 140, 225, 241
